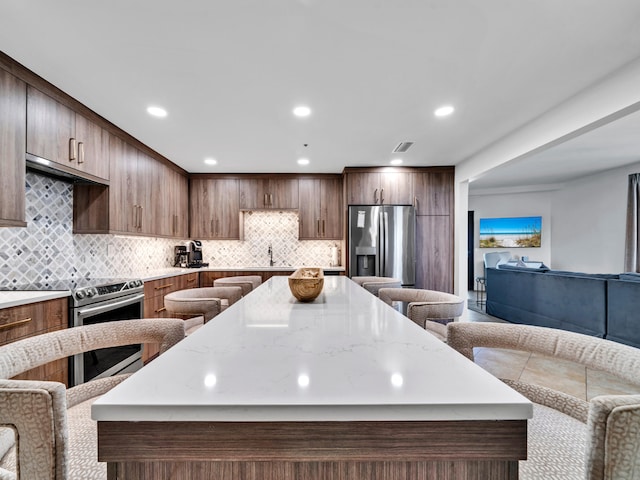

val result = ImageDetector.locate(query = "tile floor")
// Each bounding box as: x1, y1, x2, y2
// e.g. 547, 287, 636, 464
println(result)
463, 291, 640, 401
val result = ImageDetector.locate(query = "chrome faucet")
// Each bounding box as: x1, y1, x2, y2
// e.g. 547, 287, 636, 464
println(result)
268, 243, 274, 267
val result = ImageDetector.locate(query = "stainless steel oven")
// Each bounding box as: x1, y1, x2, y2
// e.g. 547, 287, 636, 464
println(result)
69, 279, 145, 387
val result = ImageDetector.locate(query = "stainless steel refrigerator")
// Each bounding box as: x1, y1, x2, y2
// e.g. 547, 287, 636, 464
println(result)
348, 205, 416, 286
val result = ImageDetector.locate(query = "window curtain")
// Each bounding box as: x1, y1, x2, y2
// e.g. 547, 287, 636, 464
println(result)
624, 173, 640, 272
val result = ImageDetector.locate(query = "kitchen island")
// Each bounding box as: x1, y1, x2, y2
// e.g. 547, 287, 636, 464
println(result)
93, 276, 531, 480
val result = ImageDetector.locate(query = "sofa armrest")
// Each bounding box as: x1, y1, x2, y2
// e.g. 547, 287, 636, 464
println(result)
0, 380, 68, 480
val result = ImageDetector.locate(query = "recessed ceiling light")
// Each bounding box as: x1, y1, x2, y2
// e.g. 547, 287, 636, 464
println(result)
204, 158, 217, 165
434, 105, 454, 117
390, 158, 403, 166
147, 106, 168, 118
297, 158, 310, 166
293, 106, 311, 117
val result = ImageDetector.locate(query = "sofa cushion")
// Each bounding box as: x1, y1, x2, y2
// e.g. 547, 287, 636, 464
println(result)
545, 271, 619, 280
618, 272, 640, 282
606, 279, 640, 349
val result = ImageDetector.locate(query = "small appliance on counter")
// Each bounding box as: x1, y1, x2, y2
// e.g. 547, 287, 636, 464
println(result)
174, 245, 188, 267
187, 240, 209, 268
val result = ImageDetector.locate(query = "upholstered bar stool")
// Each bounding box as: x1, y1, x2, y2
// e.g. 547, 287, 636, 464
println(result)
378, 288, 464, 341
213, 275, 262, 296
351, 276, 402, 296
164, 286, 243, 334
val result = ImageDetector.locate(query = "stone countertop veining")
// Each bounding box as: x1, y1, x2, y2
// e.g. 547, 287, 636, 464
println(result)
93, 276, 532, 423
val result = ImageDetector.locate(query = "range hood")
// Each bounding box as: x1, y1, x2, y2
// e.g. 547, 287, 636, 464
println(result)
26, 153, 109, 186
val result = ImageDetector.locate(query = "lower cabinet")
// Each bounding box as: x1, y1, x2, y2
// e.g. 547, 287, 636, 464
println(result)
0, 297, 68, 385
142, 272, 199, 361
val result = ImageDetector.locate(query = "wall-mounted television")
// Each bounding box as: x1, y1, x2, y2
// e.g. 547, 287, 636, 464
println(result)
479, 216, 542, 248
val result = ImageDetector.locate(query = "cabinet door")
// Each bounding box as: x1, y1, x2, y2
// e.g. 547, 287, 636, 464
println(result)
345, 172, 380, 205
413, 170, 453, 215
26, 87, 75, 165
109, 135, 138, 233
380, 171, 413, 205
75, 114, 109, 180
190, 178, 240, 239
269, 178, 299, 209
136, 151, 156, 235
239, 178, 267, 209
415, 215, 453, 293
298, 178, 321, 239
172, 170, 189, 238
321, 176, 343, 239
0, 70, 26, 227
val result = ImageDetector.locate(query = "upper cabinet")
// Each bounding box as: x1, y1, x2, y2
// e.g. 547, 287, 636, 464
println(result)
298, 176, 343, 240
345, 170, 413, 205
190, 177, 240, 239
27, 87, 109, 182
239, 177, 299, 209
0, 69, 27, 227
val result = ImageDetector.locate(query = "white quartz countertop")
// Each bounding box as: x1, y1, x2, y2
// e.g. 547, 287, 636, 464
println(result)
93, 276, 532, 423
0, 290, 70, 309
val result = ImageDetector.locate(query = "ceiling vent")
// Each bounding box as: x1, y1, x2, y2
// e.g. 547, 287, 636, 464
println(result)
392, 142, 414, 153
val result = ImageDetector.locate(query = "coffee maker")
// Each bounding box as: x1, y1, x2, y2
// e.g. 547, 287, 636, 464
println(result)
187, 240, 208, 268
173, 245, 188, 267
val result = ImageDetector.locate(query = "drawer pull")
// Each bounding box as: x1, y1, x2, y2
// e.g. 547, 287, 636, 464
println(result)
154, 283, 174, 290
187, 278, 196, 283
0, 317, 32, 331
155, 307, 167, 313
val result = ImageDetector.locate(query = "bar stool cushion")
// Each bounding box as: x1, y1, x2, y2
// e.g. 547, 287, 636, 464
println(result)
351, 276, 402, 296
164, 287, 243, 334
213, 275, 262, 296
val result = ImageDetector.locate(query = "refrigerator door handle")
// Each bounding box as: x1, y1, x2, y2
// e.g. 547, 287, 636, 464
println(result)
380, 209, 389, 276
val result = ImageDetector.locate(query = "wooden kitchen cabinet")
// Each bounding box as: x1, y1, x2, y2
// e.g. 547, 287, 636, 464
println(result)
298, 176, 343, 239
412, 169, 453, 215
27, 87, 109, 182
0, 69, 27, 227
190, 177, 240, 239
239, 177, 299, 209
142, 272, 199, 361
345, 169, 413, 205
415, 215, 453, 293
0, 297, 68, 385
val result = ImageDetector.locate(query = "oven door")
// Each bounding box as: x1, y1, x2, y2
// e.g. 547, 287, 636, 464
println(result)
70, 292, 145, 387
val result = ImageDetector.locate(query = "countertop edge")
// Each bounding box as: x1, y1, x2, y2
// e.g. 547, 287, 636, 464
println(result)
0, 291, 71, 309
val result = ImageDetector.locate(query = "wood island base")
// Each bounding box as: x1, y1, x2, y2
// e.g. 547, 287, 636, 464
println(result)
99, 419, 527, 480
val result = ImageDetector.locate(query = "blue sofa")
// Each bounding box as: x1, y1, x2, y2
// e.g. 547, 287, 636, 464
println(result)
606, 273, 640, 349
485, 266, 617, 339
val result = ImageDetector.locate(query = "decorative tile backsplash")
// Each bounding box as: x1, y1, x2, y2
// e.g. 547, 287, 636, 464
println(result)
0, 172, 341, 286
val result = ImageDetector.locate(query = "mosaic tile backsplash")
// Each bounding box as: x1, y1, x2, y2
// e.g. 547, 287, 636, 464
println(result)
0, 173, 341, 286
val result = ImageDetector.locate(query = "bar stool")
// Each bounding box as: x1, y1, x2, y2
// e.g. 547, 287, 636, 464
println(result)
164, 286, 243, 334
378, 288, 465, 341
351, 276, 402, 296
213, 275, 262, 296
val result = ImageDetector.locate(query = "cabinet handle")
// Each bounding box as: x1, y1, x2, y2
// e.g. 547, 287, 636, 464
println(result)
270, 193, 273, 207
78, 142, 85, 164
317, 219, 321, 235
0, 317, 32, 331
154, 283, 174, 290
380, 188, 384, 204
322, 219, 325, 236
155, 307, 167, 313
69, 138, 77, 161
414, 196, 418, 211
263, 193, 268, 207
374, 188, 378, 204
139, 205, 143, 230
133, 205, 139, 230
187, 277, 196, 283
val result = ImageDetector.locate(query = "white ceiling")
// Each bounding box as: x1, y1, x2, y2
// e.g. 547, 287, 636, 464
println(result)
2, 1, 640, 181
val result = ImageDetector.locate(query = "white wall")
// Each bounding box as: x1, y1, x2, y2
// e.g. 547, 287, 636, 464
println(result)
551, 161, 640, 273
468, 191, 552, 280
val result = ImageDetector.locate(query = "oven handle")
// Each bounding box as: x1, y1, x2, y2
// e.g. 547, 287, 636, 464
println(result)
76, 293, 145, 318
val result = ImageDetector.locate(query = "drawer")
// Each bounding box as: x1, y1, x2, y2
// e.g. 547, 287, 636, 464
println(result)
0, 298, 67, 346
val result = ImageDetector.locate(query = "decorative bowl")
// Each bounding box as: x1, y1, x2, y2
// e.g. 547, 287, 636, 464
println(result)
288, 268, 324, 302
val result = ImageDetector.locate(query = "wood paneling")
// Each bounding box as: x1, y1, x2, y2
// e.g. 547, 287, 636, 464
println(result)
239, 177, 299, 209
413, 170, 453, 215
0, 69, 26, 227
416, 215, 453, 292
100, 419, 525, 480
345, 171, 413, 205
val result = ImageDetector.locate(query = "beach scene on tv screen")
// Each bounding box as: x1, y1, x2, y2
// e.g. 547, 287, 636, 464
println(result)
479, 216, 542, 248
